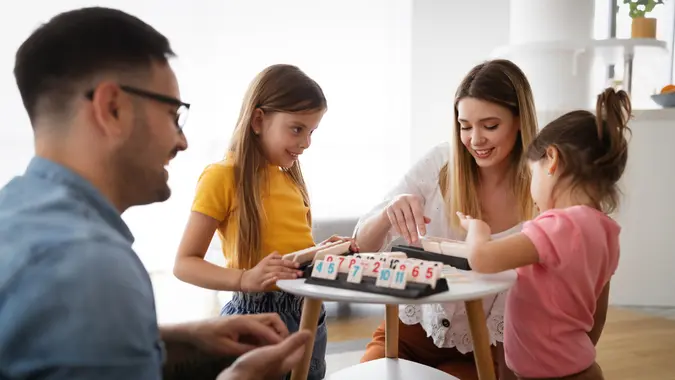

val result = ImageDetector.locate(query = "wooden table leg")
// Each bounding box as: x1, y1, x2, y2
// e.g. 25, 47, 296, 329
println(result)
290, 297, 323, 380
465, 299, 496, 380
384, 304, 399, 358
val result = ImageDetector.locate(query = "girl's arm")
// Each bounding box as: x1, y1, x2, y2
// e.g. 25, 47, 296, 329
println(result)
588, 281, 610, 345
173, 211, 244, 291
465, 226, 540, 274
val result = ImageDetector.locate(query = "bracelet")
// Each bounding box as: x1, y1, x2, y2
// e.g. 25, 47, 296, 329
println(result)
238, 269, 246, 292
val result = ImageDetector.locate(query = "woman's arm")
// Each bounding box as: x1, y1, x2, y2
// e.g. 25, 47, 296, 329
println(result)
588, 281, 610, 345
354, 208, 393, 252
173, 211, 244, 291
354, 143, 449, 252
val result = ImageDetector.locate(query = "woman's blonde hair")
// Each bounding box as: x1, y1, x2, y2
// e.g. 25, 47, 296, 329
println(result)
227, 64, 326, 269
439, 59, 538, 233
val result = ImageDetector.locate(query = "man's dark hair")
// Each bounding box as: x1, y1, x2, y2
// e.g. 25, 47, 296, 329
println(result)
14, 7, 175, 124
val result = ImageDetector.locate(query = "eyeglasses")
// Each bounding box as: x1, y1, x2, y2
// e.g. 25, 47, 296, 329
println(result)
85, 85, 191, 130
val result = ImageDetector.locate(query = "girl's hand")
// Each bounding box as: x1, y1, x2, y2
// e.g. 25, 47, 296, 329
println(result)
456, 211, 474, 230
319, 235, 360, 253
456, 212, 491, 242
384, 194, 431, 244
240, 253, 303, 292
456, 212, 489, 230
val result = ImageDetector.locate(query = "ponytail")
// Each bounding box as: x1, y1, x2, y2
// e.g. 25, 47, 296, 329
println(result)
594, 88, 632, 175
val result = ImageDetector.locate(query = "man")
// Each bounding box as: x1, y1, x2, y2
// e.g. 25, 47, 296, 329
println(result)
0, 7, 309, 380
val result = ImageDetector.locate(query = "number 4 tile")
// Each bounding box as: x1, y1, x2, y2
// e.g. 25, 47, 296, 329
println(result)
311, 260, 326, 279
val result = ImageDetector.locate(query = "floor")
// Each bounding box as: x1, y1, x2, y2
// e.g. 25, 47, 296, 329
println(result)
324, 303, 675, 379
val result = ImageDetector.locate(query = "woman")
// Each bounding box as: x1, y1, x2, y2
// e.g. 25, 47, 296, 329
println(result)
355, 59, 538, 379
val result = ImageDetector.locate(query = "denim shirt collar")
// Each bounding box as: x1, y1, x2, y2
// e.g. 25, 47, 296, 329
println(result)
25, 156, 135, 244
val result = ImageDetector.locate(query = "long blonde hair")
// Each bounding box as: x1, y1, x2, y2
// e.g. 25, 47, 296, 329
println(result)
439, 59, 538, 233
227, 64, 326, 269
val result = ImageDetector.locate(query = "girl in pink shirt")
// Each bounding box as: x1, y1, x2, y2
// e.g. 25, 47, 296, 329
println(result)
457, 87, 631, 380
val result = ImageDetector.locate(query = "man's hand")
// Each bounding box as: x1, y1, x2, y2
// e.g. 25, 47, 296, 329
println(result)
216, 330, 311, 380
187, 314, 290, 356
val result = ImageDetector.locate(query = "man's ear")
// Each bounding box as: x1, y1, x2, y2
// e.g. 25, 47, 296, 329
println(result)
89, 81, 131, 138
251, 108, 264, 135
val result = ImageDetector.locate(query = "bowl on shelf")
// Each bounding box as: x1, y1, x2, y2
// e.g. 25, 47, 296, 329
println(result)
651, 92, 675, 108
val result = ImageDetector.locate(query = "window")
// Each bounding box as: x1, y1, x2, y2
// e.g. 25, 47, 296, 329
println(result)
0, 1, 411, 272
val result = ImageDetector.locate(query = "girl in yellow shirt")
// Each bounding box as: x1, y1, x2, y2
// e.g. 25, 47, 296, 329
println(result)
174, 64, 353, 380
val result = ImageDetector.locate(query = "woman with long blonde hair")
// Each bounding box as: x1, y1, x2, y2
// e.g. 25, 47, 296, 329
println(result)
356, 59, 537, 379
174, 64, 352, 380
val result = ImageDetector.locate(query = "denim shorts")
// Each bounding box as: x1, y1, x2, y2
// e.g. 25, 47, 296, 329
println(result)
221, 291, 327, 380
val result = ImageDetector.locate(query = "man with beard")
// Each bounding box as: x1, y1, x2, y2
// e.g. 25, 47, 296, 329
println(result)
0, 7, 309, 380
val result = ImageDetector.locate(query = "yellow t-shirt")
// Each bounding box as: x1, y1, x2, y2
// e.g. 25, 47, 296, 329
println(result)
191, 154, 315, 269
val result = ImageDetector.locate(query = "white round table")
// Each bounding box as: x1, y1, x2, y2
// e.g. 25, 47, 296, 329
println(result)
277, 269, 516, 380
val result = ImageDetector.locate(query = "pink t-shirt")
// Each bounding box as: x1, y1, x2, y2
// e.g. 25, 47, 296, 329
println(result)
505, 205, 621, 378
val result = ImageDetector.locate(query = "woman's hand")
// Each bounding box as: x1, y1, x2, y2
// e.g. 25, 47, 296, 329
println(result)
318, 235, 360, 252
383, 194, 431, 244
240, 253, 303, 292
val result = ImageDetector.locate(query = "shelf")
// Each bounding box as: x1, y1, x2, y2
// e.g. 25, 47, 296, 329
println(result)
592, 38, 669, 65
491, 38, 669, 64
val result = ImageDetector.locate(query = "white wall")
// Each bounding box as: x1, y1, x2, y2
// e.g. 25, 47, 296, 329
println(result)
410, 0, 511, 162
612, 109, 675, 307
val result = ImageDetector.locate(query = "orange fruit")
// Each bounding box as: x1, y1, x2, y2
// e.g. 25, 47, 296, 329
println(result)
660, 84, 675, 94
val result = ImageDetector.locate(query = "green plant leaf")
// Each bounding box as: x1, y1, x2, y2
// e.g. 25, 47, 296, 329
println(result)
622, 0, 664, 18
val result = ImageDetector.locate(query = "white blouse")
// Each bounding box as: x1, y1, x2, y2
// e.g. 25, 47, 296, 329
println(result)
354, 142, 522, 354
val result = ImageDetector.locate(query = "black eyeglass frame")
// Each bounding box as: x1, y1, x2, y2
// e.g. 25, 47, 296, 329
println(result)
85, 85, 191, 130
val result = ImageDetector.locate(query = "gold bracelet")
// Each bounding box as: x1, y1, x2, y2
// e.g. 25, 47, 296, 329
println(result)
238, 269, 246, 292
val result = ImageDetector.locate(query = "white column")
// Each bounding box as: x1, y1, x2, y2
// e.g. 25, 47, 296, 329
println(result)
496, 0, 596, 126
510, 0, 595, 44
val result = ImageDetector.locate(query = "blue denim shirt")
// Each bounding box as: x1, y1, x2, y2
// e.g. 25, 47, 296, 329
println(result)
0, 157, 163, 379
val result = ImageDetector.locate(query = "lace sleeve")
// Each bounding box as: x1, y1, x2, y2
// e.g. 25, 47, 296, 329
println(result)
486, 291, 506, 344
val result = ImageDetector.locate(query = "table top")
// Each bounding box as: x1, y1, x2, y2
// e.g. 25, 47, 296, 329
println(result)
325, 358, 459, 379
277, 269, 516, 305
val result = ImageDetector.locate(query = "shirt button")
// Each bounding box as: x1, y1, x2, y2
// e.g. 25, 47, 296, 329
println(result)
441, 319, 450, 327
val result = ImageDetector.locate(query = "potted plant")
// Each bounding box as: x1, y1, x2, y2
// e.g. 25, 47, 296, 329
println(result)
623, 0, 664, 39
